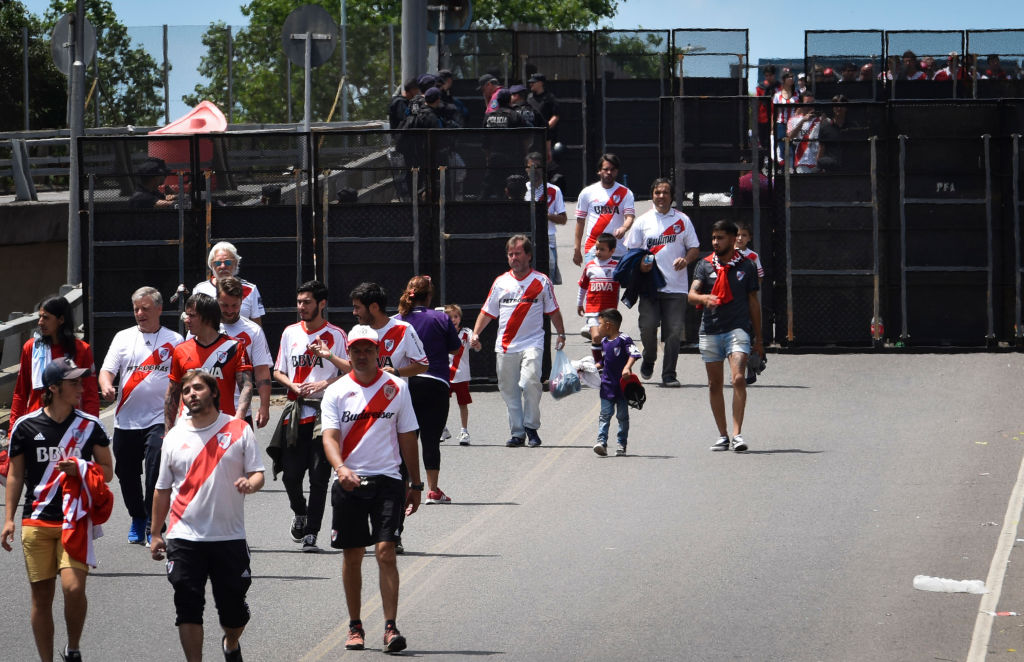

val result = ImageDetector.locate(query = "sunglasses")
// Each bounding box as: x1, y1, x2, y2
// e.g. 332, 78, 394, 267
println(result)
213, 260, 235, 267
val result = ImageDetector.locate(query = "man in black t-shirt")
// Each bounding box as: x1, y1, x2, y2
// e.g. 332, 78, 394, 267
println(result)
2, 357, 113, 662
688, 220, 763, 454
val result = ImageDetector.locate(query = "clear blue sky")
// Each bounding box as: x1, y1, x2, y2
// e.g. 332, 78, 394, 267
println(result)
23, 0, 1024, 119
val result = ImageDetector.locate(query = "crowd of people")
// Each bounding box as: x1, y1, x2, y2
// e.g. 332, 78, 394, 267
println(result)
1, 138, 772, 661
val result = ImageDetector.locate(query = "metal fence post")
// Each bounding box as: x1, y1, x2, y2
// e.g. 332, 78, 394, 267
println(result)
898, 134, 908, 341
22, 26, 29, 131
870, 136, 882, 344
580, 55, 588, 186
296, 167, 304, 290
983, 133, 994, 341
784, 136, 794, 342
438, 165, 447, 305
227, 26, 233, 124
412, 167, 420, 276
1014, 134, 1022, 341
163, 24, 170, 125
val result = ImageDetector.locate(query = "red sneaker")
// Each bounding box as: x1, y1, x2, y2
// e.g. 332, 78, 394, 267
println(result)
383, 625, 407, 653
425, 489, 451, 504
345, 625, 365, 650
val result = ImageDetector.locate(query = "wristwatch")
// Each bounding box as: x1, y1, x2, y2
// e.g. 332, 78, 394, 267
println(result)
409, 483, 424, 491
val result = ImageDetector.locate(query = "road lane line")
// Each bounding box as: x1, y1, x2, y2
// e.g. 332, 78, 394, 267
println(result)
300, 399, 601, 660
966, 443, 1024, 661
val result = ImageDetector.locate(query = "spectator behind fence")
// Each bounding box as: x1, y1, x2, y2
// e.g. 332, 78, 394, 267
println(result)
482, 89, 527, 200
817, 94, 848, 172
755, 65, 780, 160
772, 72, 799, 166
436, 69, 468, 127
786, 92, 825, 173
260, 184, 282, 205
389, 78, 419, 130
797, 72, 808, 96
839, 62, 858, 83
983, 55, 1008, 80
130, 157, 175, 209
525, 151, 568, 285
527, 73, 560, 160
478, 74, 502, 117
858, 62, 875, 82
899, 50, 926, 80
921, 56, 936, 79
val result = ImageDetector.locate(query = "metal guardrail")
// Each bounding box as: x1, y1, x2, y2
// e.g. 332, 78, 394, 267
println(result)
0, 284, 83, 410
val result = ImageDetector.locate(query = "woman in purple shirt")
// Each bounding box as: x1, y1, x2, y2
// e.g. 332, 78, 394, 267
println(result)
395, 276, 461, 504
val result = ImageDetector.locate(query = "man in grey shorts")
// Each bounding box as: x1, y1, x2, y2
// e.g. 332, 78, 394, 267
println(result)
688, 219, 763, 453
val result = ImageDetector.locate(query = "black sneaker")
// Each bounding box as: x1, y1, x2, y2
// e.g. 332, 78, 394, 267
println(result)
222, 636, 243, 662
383, 625, 407, 654
506, 436, 525, 447
290, 515, 306, 543
394, 536, 404, 554
661, 378, 681, 388
640, 362, 654, 380
61, 648, 82, 662
301, 534, 319, 552
709, 435, 730, 451
525, 428, 542, 447
731, 435, 748, 452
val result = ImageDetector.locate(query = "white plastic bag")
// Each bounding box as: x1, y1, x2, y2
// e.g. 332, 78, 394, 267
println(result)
572, 356, 602, 389
549, 349, 581, 399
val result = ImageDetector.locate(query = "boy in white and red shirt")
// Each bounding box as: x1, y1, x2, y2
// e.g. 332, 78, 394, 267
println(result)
320, 324, 422, 654
443, 304, 477, 446
470, 235, 567, 447
577, 233, 621, 364
735, 222, 765, 283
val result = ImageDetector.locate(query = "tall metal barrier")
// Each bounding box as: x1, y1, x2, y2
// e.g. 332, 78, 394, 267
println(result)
672, 29, 748, 97
967, 30, 1024, 99
884, 31, 965, 99
805, 30, 884, 101
79, 135, 200, 357
201, 132, 315, 353
1013, 134, 1024, 342
893, 101, 1000, 345
595, 30, 671, 192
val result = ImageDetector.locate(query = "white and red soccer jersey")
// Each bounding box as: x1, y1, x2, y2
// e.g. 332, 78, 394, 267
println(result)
772, 90, 799, 125
575, 181, 635, 254
787, 114, 823, 170
101, 326, 183, 430
373, 318, 427, 375
624, 208, 701, 294
193, 277, 266, 320
740, 248, 765, 278
482, 269, 559, 354
220, 316, 272, 411
449, 327, 472, 384
577, 257, 620, 314
526, 181, 567, 238
320, 370, 418, 480
168, 335, 252, 417
275, 321, 348, 422
156, 414, 264, 541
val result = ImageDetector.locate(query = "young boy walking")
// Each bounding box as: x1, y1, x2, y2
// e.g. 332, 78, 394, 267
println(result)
592, 309, 641, 457
443, 304, 477, 445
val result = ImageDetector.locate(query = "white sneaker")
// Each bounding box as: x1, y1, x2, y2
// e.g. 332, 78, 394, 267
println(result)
440, 427, 451, 442
730, 435, 748, 452
457, 430, 471, 445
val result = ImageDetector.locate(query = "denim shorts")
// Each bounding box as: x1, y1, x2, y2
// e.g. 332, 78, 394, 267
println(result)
699, 328, 750, 363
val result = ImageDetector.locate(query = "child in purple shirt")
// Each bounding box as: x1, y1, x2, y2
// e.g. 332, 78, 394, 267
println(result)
593, 309, 641, 457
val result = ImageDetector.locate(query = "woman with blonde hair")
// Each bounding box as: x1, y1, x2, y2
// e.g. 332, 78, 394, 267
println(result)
395, 275, 461, 504
192, 241, 266, 325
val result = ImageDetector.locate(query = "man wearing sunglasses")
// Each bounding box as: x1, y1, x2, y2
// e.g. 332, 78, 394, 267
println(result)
193, 242, 266, 326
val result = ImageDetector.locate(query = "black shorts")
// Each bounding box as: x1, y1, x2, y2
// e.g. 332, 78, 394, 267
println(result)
165, 538, 252, 628
330, 476, 405, 549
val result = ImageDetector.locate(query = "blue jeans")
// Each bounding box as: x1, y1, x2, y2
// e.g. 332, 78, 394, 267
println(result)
597, 396, 629, 446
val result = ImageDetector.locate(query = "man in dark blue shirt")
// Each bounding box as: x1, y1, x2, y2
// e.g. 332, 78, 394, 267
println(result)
689, 220, 763, 453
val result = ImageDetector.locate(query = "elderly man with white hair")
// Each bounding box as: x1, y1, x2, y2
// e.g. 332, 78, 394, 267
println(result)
193, 241, 266, 325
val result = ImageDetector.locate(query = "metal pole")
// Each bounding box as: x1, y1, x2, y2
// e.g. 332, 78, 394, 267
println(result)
1013, 134, 1022, 340
580, 55, 588, 188
750, 98, 760, 253
784, 136, 793, 343
226, 27, 233, 124
296, 168, 304, 289
412, 167, 420, 275
304, 32, 312, 134
870, 136, 881, 344
388, 24, 395, 93
93, 51, 100, 127
600, 53, 607, 154
22, 26, 29, 130
287, 59, 293, 123
87, 174, 94, 336
163, 24, 170, 124
438, 166, 446, 305
898, 135, 908, 341
67, 0, 86, 285
340, 0, 348, 121
983, 134, 994, 341
401, 0, 426, 88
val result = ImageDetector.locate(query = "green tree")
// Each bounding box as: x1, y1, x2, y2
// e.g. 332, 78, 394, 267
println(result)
185, 0, 619, 124
43, 0, 165, 127
0, 1, 67, 131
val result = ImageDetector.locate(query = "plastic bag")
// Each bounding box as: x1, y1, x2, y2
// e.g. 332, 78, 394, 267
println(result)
549, 349, 581, 399
571, 356, 602, 389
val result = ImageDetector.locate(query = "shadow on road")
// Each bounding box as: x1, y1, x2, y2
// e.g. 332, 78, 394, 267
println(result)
445, 501, 520, 506
249, 548, 342, 555
92, 571, 165, 578
742, 449, 824, 455
400, 650, 505, 656
399, 552, 500, 559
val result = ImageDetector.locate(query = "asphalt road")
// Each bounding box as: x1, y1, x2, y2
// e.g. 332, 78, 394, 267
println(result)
3, 208, 1024, 661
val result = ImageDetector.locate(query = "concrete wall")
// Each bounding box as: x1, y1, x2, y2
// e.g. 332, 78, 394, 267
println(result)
0, 201, 69, 319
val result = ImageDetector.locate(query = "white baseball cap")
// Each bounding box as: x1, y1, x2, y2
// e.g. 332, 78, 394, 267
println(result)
347, 324, 379, 348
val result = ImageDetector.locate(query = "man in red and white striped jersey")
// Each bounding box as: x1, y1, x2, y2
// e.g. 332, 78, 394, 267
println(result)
321, 325, 421, 654
98, 286, 183, 545
273, 280, 350, 552
470, 235, 567, 448
151, 369, 264, 662
573, 153, 635, 267
525, 151, 568, 284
